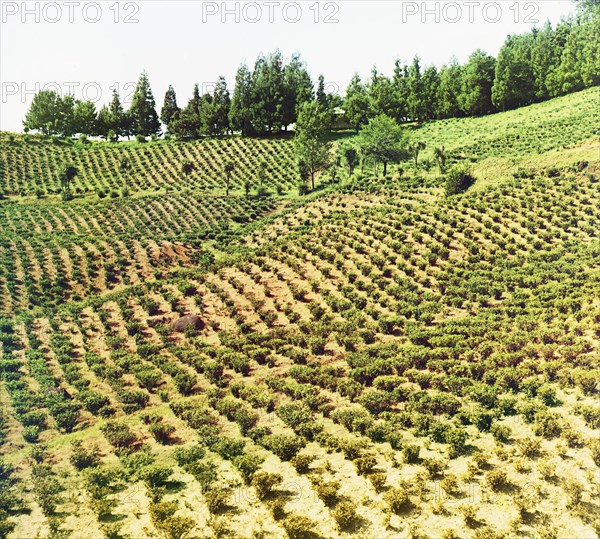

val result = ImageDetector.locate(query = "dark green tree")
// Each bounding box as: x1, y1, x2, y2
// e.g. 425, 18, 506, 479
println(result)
229, 64, 253, 135
492, 33, 535, 111
58, 164, 77, 200
73, 100, 96, 136
282, 53, 313, 129
160, 85, 180, 127
224, 162, 235, 196
129, 71, 161, 136
437, 58, 463, 118
344, 74, 371, 132
201, 76, 230, 136
249, 51, 285, 134
369, 69, 397, 119
458, 49, 496, 116
407, 56, 426, 121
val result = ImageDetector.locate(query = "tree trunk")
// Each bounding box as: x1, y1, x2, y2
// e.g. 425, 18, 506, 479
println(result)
383, 161, 387, 176
311, 172, 315, 191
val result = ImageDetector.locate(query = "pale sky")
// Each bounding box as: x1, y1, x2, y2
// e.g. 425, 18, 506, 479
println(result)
0, 0, 577, 132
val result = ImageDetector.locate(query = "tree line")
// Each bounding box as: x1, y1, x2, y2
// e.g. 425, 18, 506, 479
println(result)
23, 2, 599, 139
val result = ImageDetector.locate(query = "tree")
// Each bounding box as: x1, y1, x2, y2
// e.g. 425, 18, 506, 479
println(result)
437, 58, 463, 118
257, 161, 267, 189
224, 162, 235, 196
169, 106, 199, 140
229, 64, 253, 135
408, 140, 426, 168
357, 114, 409, 177
342, 145, 358, 177
249, 51, 285, 134
531, 22, 560, 100
392, 61, 410, 122
344, 74, 371, 132
169, 85, 203, 140
316, 74, 329, 110
492, 33, 535, 111
23, 90, 66, 136
201, 76, 230, 136
282, 54, 313, 129
58, 164, 77, 200
73, 100, 97, 136
458, 50, 496, 116
97, 90, 125, 139
445, 165, 476, 196
434, 146, 447, 174
294, 101, 331, 191
120, 157, 132, 189
160, 85, 179, 127
422, 65, 440, 119
368, 69, 397, 120
407, 56, 426, 121
129, 71, 161, 137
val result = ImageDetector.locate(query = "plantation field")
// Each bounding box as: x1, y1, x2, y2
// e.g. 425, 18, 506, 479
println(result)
0, 193, 279, 314
0, 135, 298, 197
0, 89, 599, 539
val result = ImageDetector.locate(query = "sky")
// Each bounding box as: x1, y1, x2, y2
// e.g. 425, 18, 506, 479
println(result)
0, 0, 577, 132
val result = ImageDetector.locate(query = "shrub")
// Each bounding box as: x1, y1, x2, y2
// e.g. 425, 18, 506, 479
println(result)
369, 473, 387, 492
251, 471, 282, 500
491, 423, 511, 443
313, 479, 340, 507
384, 487, 412, 514
532, 411, 562, 439
484, 470, 508, 492
459, 503, 478, 527
263, 434, 304, 461
204, 488, 230, 514
149, 422, 176, 444
101, 421, 138, 451
283, 514, 317, 539
440, 474, 459, 496
23, 425, 40, 443
446, 428, 468, 458
233, 454, 263, 484
354, 454, 377, 475
70, 441, 100, 470
332, 500, 358, 530
173, 446, 205, 467
31, 464, 62, 516
290, 454, 314, 474
211, 438, 245, 460
422, 457, 445, 477
563, 478, 584, 507
445, 165, 475, 196
517, 437, 541, 458
138, 465, 173, 489
402, 444, 420, 464
185, 460, 218, 491
588, 438, 600, 466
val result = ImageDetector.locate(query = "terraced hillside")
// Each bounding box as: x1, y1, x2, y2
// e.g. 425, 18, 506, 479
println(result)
0, 193, 279, 313
0, 89, 599, 539
0, 136, 298, 197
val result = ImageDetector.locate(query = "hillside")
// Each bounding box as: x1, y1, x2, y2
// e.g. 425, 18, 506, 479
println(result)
0, 89, 599, 539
